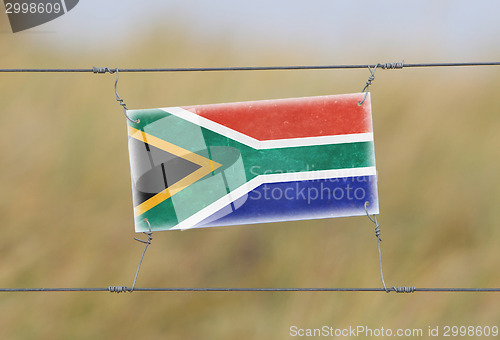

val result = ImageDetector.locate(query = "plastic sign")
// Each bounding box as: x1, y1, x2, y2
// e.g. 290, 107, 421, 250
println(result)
127, 93, 379, 232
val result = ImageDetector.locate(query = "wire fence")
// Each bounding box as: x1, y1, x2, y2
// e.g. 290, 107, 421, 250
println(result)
0, 61, 499, 73
1, 287, 500, 293
1, 60, 500, 294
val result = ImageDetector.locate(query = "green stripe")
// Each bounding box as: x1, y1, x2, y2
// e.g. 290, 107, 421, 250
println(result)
200, 127, 375, 179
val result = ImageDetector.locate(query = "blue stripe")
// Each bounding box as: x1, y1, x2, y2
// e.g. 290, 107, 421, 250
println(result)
194, 175, 379, 228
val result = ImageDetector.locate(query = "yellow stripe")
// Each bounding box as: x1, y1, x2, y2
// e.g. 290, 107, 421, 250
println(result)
128, 126, 222, 216
128, 126, 221, 169
134, 168, 210, 216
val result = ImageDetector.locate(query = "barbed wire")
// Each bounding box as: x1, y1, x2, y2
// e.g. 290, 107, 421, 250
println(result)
0, 61, 499, 73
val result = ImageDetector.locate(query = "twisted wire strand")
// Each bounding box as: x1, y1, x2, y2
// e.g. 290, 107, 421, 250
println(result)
364, 202, 415, 294
108, 286, 129, 293
357, 60, 405, 105
358, 64, 379, 106
379, 61, 405, 69
107, 219, 154, 294
130, 219, 154, 292
392, 286, 416, 293
112, 68, 139, 124
92, 67, 139, 123
364, 202, 389, 292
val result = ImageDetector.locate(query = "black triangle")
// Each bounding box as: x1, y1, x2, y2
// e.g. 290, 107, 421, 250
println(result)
129, 138, 202, 206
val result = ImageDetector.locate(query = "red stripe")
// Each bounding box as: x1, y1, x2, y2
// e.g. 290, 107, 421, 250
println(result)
182, 93, 372, 140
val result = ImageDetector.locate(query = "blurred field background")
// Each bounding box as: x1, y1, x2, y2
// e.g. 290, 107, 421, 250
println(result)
1, 2, 500, 339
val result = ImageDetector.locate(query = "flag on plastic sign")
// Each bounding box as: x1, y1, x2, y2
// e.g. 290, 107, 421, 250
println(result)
127, 93, 379, 232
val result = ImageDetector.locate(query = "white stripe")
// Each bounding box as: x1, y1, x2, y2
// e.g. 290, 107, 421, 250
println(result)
160, 107, 373, 149
258, 133, 373, 148
60, 0, 68, 13
169, 166, 376, 231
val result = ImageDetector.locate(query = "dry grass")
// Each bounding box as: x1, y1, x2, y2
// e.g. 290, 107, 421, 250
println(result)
1, 17, 500, 339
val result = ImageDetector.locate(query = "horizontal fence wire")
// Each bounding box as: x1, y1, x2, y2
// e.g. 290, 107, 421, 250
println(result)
1, 287, 500, 293
0, 62, 500, 73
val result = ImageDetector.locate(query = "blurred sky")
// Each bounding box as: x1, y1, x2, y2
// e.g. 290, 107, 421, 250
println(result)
3, 0, 500, 62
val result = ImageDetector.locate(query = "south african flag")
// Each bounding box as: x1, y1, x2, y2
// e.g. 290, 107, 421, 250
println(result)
127, 93, 378, 232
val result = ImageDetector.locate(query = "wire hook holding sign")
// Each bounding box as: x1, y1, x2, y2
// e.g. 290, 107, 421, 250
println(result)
92, 67, 140, 123
364, 201, 389, 292
130, 218, 154, 292
358, 64, 378, 106
113, 68, 140, 124
364, 202, 415, 293
357, 61, 404, 106
107, 219, 154, 293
